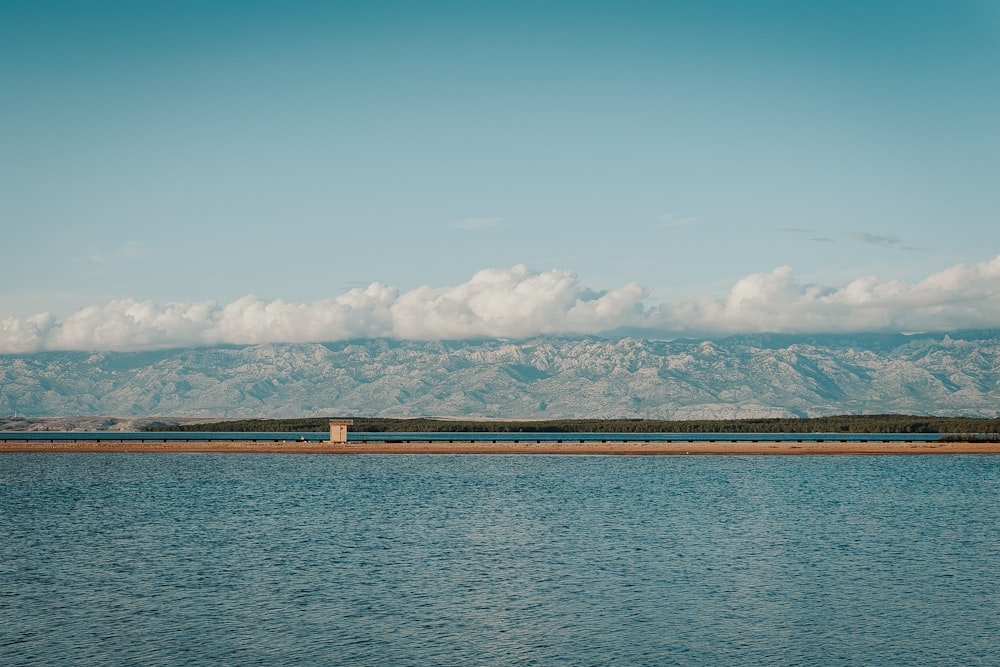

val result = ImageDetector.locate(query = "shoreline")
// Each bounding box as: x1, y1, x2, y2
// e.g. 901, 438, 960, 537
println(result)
1, 440, 999, 455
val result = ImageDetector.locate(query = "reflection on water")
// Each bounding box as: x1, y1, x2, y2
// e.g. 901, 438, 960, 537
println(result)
2, 454, 998, 665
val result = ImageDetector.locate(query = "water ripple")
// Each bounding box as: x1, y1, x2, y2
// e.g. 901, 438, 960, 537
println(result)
2, 454, 998, 665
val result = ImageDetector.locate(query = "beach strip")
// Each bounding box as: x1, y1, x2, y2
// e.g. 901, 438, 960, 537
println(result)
1, 440, 999, 455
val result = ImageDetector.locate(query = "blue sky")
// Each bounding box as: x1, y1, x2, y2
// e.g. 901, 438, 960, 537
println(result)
2, 1, 1000, 351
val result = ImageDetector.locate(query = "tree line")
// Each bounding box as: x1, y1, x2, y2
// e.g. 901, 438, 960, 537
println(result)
144, 415, 1000, 434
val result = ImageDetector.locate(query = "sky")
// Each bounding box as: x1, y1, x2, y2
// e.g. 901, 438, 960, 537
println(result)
2, 0, 1000, 352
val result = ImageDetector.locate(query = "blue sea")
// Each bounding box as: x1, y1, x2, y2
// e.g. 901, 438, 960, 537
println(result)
2, 453, 998, 665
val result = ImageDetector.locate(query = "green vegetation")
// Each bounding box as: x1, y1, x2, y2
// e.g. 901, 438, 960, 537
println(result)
143, 415, 1000, 434
937, 433, 1000, 443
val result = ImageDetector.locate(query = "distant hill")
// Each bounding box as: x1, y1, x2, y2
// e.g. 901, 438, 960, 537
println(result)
2, 332, 998, 419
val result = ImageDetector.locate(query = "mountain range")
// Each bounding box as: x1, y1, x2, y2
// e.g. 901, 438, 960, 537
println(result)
2, 332, 998, 419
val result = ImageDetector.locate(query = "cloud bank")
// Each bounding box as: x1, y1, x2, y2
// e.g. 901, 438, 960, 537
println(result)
3, 257, 1000, 353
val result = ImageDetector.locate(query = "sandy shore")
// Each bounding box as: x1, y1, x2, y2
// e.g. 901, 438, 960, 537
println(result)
1, 440, 998, 455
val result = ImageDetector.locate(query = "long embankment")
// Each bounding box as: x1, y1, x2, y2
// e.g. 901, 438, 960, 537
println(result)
2, 440, 999, 455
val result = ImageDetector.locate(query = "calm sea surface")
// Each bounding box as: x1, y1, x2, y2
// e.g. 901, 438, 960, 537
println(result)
2, 454, 998, 666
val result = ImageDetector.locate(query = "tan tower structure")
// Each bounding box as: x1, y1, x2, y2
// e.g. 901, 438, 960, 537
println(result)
328, 419, 354, 444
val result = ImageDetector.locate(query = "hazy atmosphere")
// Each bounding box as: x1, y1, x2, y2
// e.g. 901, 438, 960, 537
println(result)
3, 1, 999, 352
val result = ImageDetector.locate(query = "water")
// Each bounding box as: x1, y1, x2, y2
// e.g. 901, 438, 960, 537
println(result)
2, 454, 998, 665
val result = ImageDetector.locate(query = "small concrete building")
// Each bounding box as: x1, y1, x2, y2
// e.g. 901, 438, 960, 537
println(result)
329, 419, 354, 444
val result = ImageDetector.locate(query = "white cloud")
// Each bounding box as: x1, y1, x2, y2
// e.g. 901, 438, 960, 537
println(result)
3, 257, 1000, 352
653, 255, 1000, 335
388, 266, 647, 339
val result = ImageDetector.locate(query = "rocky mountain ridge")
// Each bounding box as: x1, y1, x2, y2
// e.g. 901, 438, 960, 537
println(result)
2, 332, 998, 419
